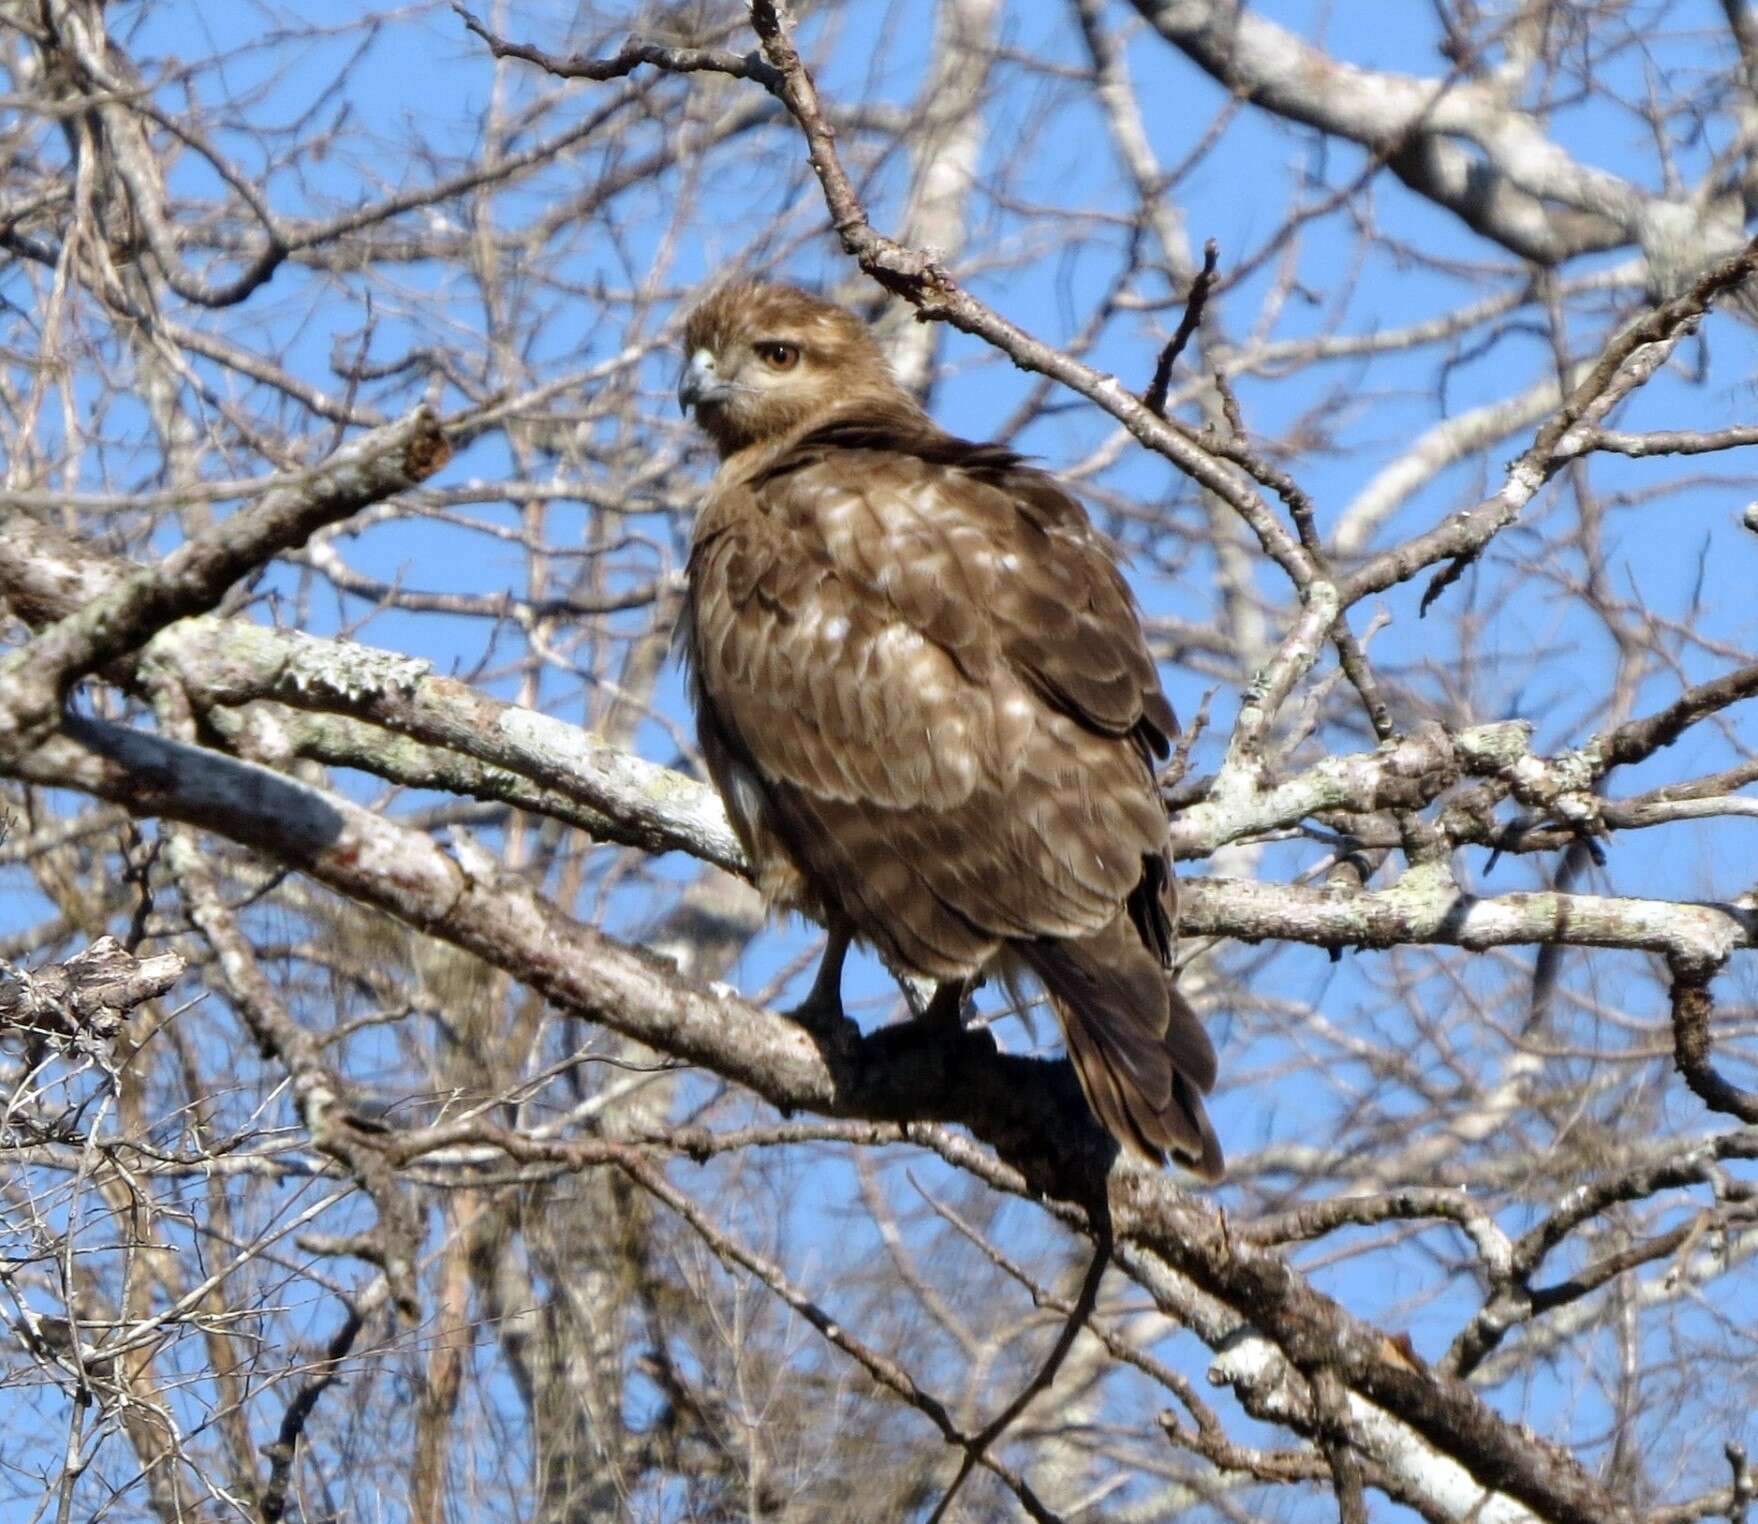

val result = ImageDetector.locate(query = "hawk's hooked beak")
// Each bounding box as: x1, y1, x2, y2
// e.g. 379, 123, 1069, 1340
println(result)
678, 348, 727, 415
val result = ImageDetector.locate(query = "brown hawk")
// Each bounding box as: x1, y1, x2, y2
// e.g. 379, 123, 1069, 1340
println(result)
677, 279, 1222, 1179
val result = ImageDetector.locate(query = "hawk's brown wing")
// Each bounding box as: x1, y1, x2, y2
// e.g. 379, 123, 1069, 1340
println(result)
686, 421, 1221, 1174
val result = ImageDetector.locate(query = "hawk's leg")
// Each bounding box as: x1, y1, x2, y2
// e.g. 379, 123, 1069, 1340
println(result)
922, 977, 973, 1032
783, 925, 852, 1031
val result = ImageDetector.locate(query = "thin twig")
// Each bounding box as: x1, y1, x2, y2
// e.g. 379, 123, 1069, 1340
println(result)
927, 1221, 1113, 1523
619, 1153, 1067, 1523
1143, 238, 1219, 417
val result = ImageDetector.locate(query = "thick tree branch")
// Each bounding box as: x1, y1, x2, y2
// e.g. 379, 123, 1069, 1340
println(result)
0, 407, 449, 756
1123, 0, 1655, 263
1178, 869, 1755, 970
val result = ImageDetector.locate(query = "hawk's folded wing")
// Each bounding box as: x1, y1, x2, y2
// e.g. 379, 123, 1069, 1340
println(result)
687, 426, 1221, 1177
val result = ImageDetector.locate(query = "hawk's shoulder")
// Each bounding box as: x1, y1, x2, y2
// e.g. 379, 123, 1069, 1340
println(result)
696, 406, 1176, 762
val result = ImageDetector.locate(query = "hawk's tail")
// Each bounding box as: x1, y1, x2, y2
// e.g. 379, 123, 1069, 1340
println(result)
1018, 917, 1223, 1180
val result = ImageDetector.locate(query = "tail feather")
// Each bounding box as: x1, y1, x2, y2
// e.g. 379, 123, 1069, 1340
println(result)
1019, 918, 1223, 1181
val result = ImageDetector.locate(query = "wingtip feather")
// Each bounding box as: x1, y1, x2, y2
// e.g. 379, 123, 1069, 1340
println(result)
1020, 926, 1225, 1182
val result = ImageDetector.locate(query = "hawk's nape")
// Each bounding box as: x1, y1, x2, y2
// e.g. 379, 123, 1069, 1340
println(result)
676, 278, 1224, 1180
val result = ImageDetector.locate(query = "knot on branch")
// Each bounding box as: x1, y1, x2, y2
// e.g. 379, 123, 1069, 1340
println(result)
0, 935, 183, 1047
401, 408, 452, 479
1498, 749, 1602, 829
1369, 722, 1462, 807
1452, 719, 1535, 773
1669, 961, 1758, 1125
1459, 727, 1610, 863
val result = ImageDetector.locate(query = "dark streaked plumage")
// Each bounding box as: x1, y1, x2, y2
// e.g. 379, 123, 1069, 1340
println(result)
677, 279, 1223, 1178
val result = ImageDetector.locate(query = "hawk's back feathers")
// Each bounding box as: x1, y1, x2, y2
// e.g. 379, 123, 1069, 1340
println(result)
679, 280, 1223, 1178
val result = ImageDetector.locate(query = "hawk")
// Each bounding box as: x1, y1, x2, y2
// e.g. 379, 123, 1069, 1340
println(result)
677, 279, 1222, 1179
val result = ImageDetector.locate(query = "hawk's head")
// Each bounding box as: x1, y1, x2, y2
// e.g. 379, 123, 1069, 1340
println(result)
678, 280, 904, 456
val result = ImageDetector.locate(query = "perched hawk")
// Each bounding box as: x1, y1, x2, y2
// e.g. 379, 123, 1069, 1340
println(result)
677, 280, 1223, 1179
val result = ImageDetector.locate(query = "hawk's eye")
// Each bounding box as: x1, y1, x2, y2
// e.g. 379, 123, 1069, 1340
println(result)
754, 340, 801, 371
